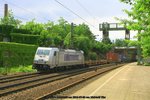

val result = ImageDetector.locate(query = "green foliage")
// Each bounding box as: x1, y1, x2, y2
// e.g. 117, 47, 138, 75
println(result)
0, 42, 38, 67
38, 30, 51, 46
0, 10, 21, 41
141, 37, 150, 57
114, 39, 138, 47
120, 0, 150, 59
0, 10, 21, 28
74, 23, 94, 39
115, 39, 128, 47
120, 0, 133, 5
13, 29, 31, 34
0, 25, 14, 37
74, 35, 92, 55
128, 40, 139, 46
88, 52, 97, 60
0, 65, 36, 75
20, 18, 113, 59
102, 37, 112, 44
0, 35, 2, 41
64, 32, 71, 48
1, 15, 114, 61
92, 41, 112, 55
10, 33, 40, 44
20, 19, 44, 35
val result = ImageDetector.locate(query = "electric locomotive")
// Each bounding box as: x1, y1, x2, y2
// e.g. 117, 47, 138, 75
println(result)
33, 47, 84, 71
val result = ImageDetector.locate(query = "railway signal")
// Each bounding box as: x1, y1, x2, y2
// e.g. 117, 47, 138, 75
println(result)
99, 22, 130, 40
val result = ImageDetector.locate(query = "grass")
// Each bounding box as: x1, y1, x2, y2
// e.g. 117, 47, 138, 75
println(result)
0, 65, 37, 75
144, 63, 150, 66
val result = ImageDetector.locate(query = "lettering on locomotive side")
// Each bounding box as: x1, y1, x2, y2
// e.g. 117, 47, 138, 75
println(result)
64, 54, 79, 61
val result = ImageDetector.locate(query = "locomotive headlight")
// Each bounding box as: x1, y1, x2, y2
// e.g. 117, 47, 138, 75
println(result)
44, 61, 48, 64
34, 60, 38, 63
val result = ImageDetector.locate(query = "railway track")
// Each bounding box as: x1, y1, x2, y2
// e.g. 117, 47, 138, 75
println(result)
0, 72, 41, 82
0, 65, 100, 97
0, 72, 43, 84
36, 64, 125, 100
0, 63, 125, 100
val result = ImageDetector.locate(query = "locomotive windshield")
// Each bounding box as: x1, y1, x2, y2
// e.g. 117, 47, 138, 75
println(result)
36, 49, 50, 56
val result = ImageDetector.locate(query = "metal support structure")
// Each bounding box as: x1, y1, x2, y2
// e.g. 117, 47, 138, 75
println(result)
4, 4, 8, 17
3, 4, 10, 42
70, 22, 74, 49
99, 22, 130, 40
100, 22, 142, 63
3, 0, 9, 72
137, 30, 142, 65
102, 22, 109, 39
125, 29, 130, 40
102, 30, 109, 39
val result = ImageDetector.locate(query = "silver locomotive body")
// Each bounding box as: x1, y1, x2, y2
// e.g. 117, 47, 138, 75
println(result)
33, 47, 84, 71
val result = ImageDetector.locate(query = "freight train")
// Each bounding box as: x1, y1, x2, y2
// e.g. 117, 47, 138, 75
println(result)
32, 47, 121, 71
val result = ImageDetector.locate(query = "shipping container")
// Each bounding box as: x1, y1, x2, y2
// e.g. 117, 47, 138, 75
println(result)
106, 52, 120, 63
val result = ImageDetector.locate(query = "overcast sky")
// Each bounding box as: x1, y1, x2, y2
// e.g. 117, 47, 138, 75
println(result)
0, 0, 137, 41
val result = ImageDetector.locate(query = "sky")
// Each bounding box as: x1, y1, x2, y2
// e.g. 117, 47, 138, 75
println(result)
0, 0, 137, 41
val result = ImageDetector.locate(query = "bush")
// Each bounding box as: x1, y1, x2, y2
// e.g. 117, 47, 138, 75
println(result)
10, 33, 40, 44
0, 25, 14, 37
0, 65, 36, 75
13, 29, 32, 34
88, 52, 97, 60
0, 42, 38, 67
0, 35, 3, 41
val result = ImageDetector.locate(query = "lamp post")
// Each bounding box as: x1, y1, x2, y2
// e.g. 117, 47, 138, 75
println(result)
137, 30, 142, 65
70, 22, 76, 49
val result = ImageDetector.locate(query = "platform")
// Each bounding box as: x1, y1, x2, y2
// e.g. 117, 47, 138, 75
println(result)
71, 63, 150, 100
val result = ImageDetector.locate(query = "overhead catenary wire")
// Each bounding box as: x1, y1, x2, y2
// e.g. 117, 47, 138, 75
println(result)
0, 14, 3, 17
0, 8, 4, 17
0, 12, 2, 14
2, 0, 51, 22
1, 0, 34, 21
0, 7, 3, 11
54, 0, 98, 30
0, 9, 4, 13
76, 0, 93, 18
0, 6, 4, 9
75, 0, 97, 26
1, 0, 99, 32
13, 15, 30, 21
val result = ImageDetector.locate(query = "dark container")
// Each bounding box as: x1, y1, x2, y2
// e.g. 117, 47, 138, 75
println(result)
106, 52, 120, 63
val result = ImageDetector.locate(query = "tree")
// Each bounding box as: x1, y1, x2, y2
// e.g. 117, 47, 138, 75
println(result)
114, 39, 138, 47
20, 19, 44, 35
64, 32, 71, 48
0, 10, 21, 28
0, 10, 21, 41
115, 39, 128, 47
120, 0, 150, 58
74, 35, 92, 56
74, 23, 95, 40
102, 37, 112, 44
92, 41, 112, 59
128, 40, 139, 47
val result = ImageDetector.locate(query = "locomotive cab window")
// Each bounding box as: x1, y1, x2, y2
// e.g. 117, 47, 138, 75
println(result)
37, 49, 50, 56
54, 51, 57, 56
